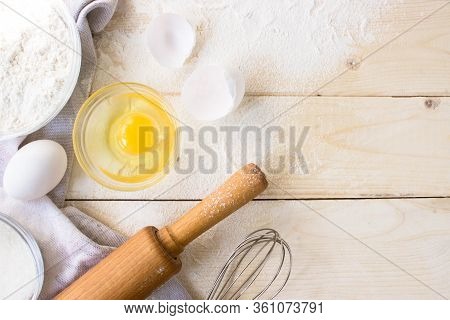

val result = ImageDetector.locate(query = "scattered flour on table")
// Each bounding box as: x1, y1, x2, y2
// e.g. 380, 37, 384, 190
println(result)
0, 0, 72, 133
93, 0, 403, 93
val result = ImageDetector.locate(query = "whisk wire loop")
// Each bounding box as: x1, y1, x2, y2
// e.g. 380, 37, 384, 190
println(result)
207, 228, 292, 300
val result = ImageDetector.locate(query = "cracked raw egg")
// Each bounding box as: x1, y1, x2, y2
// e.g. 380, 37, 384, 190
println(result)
73, 83, 177, 191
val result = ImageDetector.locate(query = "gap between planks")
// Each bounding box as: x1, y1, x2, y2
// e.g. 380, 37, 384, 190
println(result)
147, 93, 450, 98
65, 195, 450, 202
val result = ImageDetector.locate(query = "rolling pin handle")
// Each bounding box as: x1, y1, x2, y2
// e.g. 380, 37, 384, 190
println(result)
157, 163, 268, 257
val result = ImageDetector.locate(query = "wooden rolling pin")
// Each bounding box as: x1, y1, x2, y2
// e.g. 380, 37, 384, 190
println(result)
56, 164, 268, 300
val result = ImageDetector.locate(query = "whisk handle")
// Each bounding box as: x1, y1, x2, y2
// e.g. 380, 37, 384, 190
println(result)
157, 163, 268, 256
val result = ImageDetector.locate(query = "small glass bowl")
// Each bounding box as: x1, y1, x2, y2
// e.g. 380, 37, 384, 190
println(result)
0, 213, 44, 300
73, 82, 178, 191
0, 0, 81, 140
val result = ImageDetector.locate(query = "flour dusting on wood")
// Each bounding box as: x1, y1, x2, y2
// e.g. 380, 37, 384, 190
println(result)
93, 0, 403, 94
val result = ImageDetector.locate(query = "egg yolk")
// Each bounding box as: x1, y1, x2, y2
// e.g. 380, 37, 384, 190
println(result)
113, 112, 156, 156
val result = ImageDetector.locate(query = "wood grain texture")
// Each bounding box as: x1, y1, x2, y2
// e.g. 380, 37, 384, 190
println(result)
67, 96, 450, 200
91, 0, 450, 96
320, 0, 450, 96
66, 198, 450, 299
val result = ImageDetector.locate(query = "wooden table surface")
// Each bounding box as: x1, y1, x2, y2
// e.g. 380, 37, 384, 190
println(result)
67, 0, 450, 299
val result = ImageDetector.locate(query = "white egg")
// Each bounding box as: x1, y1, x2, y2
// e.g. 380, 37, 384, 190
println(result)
3, 140, 67, 201
147, 13, 196, 68
181, 65, 245, 121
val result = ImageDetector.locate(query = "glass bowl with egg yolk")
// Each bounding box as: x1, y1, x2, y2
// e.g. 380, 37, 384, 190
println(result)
73, 83, 178, 191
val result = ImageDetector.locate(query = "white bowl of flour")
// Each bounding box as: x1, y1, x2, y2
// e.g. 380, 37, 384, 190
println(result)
0, 213, 44, 299
0, 0, 81, 140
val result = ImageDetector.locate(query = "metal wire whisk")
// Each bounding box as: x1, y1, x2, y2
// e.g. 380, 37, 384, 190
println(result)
207, 228, 292, 300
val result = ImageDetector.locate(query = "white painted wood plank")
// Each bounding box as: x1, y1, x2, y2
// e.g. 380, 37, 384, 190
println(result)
67, 96, 450, 200
321, 0, 450, 96
91, 0, 450, 96
67, 198, 450, 299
